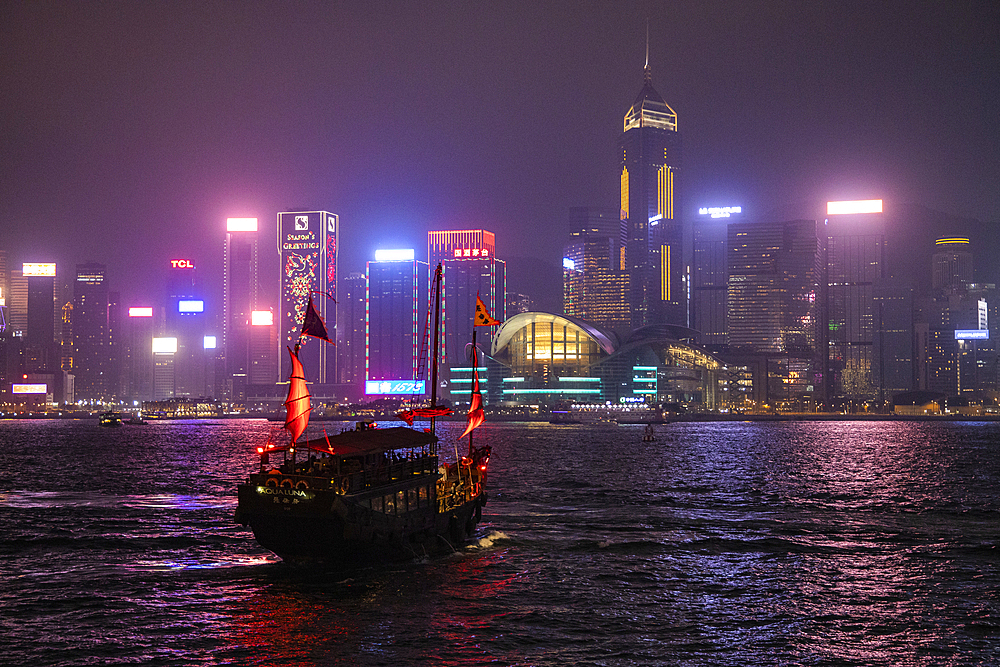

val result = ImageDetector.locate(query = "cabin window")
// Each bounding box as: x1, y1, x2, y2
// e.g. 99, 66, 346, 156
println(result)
396, 490, 407, 514
408, 487, 419, 510
419, 485, 429, 506
384, 494, 395, 515
371, 496, 382, 513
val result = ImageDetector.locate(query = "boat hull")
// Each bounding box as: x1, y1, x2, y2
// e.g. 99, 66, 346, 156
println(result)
235, 478, 487, 564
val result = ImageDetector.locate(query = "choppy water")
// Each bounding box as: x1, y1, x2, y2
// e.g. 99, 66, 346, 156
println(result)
0, 418, 997, 665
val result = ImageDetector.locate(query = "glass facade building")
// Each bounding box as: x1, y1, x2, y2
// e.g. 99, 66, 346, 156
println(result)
365, 256, 428, 396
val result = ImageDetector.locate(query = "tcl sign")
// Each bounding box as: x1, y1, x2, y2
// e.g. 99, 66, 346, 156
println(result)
170, 259, 194, 269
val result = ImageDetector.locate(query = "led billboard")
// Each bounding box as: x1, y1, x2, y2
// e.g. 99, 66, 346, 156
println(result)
204, 335, 217, 349
955, 330, 989, 340
226, 217, 258, 232
22, 263, 56, 277
128, 307, 153, 317
170, 259, 195, 269
178, 300, 204, 313
12, 384, 47, 394
251, 310, 273, 326
374, 249, 415, 262
698, 206, 742, 218
365, 380, 426, 395
152, 337, 178, 354
827, 200, 883, 215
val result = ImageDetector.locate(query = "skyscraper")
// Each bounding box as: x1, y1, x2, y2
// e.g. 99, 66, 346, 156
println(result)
427, 230, 506, 367
620, 51, 683, 329
365, 250, 428, 397
73, 262, 110, 401
693, 207, 740, 346
23, 263, 57, 374
338, 272, 366, 389
277, 211, 337, 384
223, 218, 259, 400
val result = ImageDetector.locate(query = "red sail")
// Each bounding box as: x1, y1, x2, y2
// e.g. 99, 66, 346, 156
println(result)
284, 346, 311, 444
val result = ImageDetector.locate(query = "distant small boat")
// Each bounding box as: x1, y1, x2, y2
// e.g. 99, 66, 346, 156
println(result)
642, 423, 656, 442
125, 415, 148, 425
99, 412, 123, 428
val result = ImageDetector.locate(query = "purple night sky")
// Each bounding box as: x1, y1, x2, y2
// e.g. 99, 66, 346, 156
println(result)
2, 1, 998, 310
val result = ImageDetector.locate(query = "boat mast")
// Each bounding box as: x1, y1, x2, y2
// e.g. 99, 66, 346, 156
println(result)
430, 263, 442, 437
468, 326, 477, 458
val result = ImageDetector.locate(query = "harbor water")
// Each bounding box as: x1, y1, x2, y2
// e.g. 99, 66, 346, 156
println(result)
0, 419, 997, 665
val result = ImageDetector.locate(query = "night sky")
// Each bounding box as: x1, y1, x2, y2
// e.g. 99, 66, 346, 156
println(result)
2, 1, 998, 310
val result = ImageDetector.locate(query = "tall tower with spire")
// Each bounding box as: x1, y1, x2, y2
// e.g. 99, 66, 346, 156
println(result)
619, 37, 684, 329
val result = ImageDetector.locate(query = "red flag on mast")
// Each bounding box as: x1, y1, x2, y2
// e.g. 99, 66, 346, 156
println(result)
474, 295, 501, 326
460, 346, 485, 439
284, 346, 311, 443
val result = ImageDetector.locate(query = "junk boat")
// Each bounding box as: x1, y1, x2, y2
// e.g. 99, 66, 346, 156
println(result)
235, 267, 496, 564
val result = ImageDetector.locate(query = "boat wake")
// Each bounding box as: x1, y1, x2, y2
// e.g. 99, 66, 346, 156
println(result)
471, 530, 510, 550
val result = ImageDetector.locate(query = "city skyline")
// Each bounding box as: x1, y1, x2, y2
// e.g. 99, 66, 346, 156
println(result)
2, 2, 998, 312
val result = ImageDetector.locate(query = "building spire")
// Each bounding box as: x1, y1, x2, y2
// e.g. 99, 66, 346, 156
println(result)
644, 19, 651, 82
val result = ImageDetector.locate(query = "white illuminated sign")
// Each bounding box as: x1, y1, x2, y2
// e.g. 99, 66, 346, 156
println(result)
698, 206, 742, 218
203, 335, 217, 349
979, 300, 988, 330
152, 337, 178, 354
955, 330, 989, 340
227, 217, 258, 232
374, 249, 415, 262
562, 257, 576, 271
12, 384, 47, 394
22, 263, 56, 277
178, 300, 204, 313
365, 380, 427, 395
128, 307, 153, 317
251, 310, 273, 326
827, 200, 883, 215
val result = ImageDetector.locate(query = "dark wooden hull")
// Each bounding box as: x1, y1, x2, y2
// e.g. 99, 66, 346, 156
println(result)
235, 474, 487, 564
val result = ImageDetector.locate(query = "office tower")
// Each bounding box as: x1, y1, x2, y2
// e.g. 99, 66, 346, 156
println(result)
619, 52, 683, 328
693, 207, 740, 346
510, 293, 533, 315
277, 211, 338, 384
728, 220, 821, 401
562, 239, 629, 331
73, 263, 110, 401
249, 309, 277, 385
569, 206, 625, 258
125, 306, 155, 402
365, 250, 428, 397
824, 200, 886, 400
152, 336, 177, 399
223, 218, 259, 400
338, 272, 366, 388
427, 230, 506, 366
915, 237, 995, 396
873, 280, 914, 401
165, 258, 211, 397
8, 269, 27, 337
931, 237, 974, 290
23, 263, 57, 373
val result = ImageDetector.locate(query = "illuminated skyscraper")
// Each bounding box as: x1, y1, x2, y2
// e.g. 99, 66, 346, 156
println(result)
73, 262, 110, 401
23, 263, 57, 374
562, 239, 629, 331
277, 211, 337, 385
249, 309, 277, 385
165, 259, 210, 397
824, 200, 887, 400
693, 207, 740, 346
124, 306, 155, 402
223, 218, 259, 400
338, 272, 366, 388
620, 51, 683, 328
365, 250, 428, 397
427, 230, 506, 367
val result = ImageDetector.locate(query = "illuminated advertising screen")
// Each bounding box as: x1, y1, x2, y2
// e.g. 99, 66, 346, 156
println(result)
250, 310, 273, 326
279, 211, 337, 382
374, 249, 415, 262
428, 230, 496, 265
178, 300, 204, 313
365, 380, 426, 395
152, 337, 178, 354
12, 384, 47, 394
22, 263, 56, 277
203, 335, 217, 349
170, 259, 195, 269
128, 307, 153, 317
955, 330, 989, 340
827, 200, 883, 215
226, 217, 258, 232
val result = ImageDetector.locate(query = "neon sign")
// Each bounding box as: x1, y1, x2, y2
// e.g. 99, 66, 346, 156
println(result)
178, 300, 204, 313
128, 307, 153, 317
22, 263, 56, 277
152, 337, 178, 354
170, 259, 194, 269
827, 200, 883, 215
251, 311, 273, 326
563, 257, 576, 271
955, 330, 989, 340
698, 206, 742, 218
452, 248, 490, 258
365, 380, 426, 395
204, 335, 217, 349
374, 249, 415, 262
